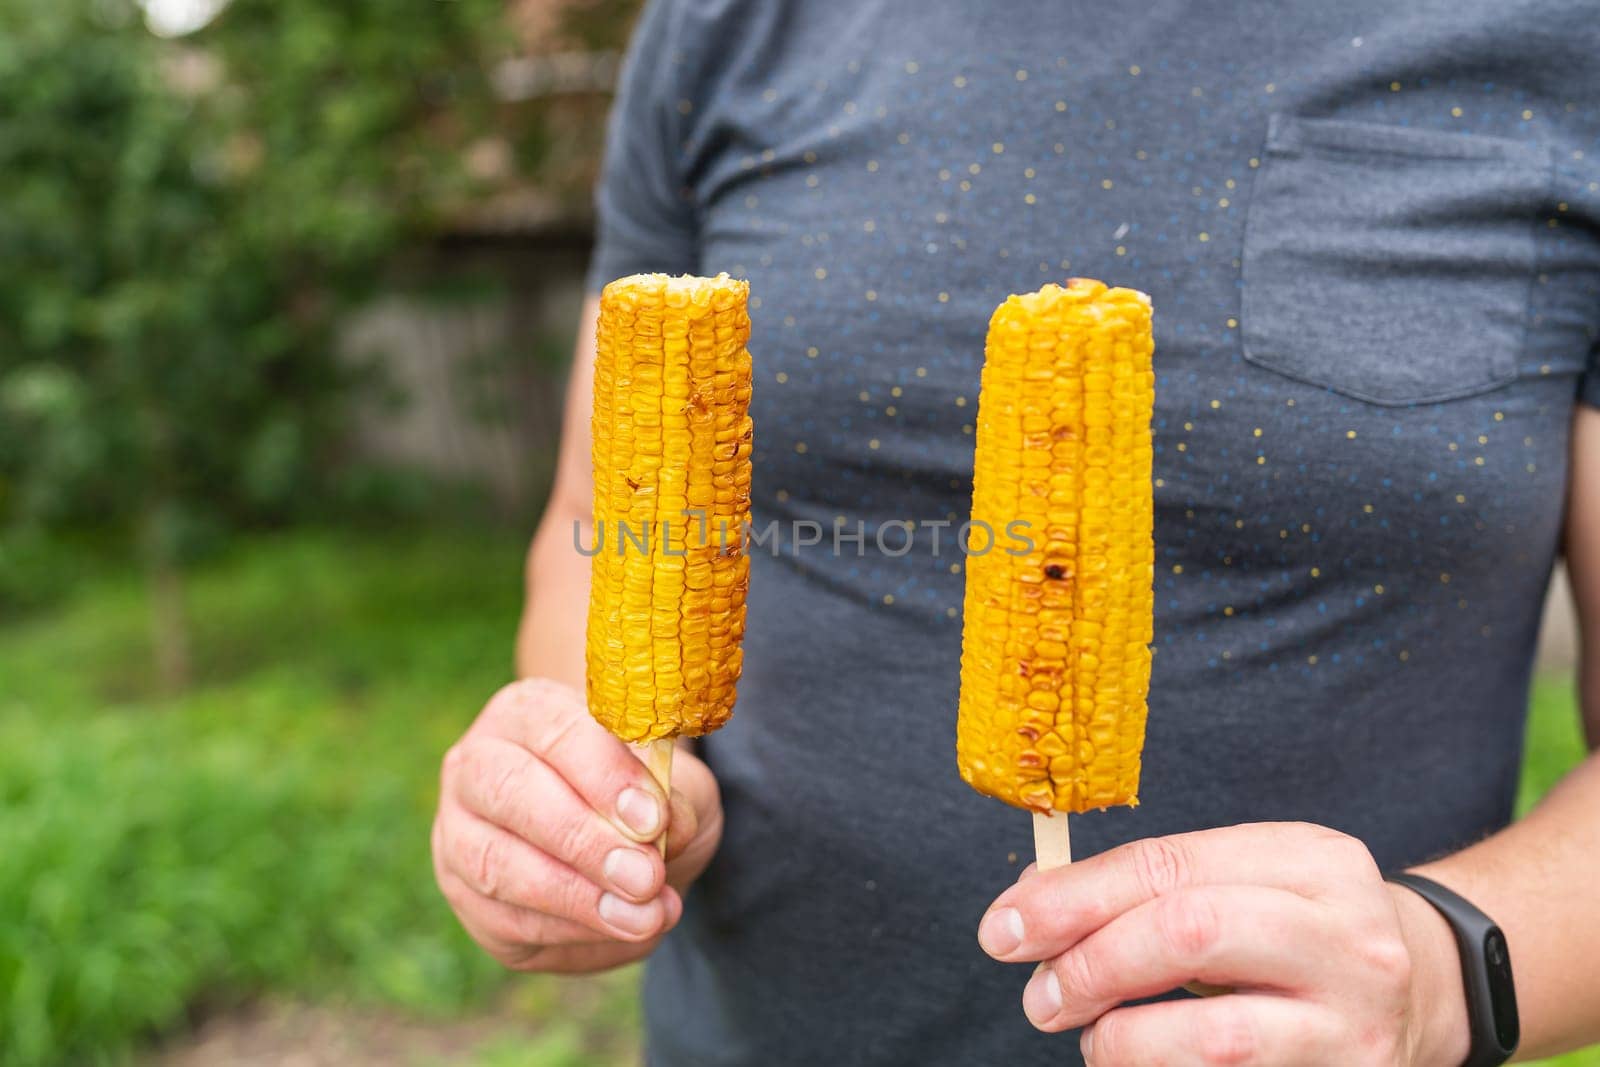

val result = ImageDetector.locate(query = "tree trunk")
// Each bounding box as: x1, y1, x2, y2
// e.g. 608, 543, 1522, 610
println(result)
143, 519, 192, 693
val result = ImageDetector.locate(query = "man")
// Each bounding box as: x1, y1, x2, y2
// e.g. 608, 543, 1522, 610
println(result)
432, 2, 1600, 1063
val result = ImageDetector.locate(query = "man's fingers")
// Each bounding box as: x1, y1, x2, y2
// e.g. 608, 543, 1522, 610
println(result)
432, 679, 717, 978
480, 679, 670, 843
526, 931, 680, 976
447, 739, 666, 903
1024, 886, 1337, 1030
439, 809, 672, 941
1076, 994, 1341, 1067
504, 913, 682, 976
439, 870, 683, 973
982, 823, 1375, 959
437, 868, 607, 951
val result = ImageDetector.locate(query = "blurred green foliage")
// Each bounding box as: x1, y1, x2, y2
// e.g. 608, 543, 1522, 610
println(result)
0, 0, 587, 686
0, 0, 510, 547
0, 526, 526, 1065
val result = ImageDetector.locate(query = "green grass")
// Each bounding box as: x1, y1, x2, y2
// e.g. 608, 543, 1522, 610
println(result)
0, 526, 585, 1066
420, 971, 641, 1067
1520, 676, 1590, 817
0, 528, 1596, 1065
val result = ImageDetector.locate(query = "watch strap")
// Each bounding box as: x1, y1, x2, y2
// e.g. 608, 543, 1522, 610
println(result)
1387, 872, 1518, 1067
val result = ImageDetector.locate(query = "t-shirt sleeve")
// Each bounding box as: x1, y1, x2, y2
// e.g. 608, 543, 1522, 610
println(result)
585, 0, 698, 292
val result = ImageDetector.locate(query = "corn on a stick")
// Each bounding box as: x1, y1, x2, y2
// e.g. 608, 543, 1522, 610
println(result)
957, 278, 1155, 870
586, 273, 754, 849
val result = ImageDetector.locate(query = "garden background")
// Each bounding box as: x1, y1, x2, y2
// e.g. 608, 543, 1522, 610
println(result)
1, 1, 1594, 1064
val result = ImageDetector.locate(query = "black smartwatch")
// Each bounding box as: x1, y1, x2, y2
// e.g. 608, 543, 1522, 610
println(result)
1387, 872, 1519, 1067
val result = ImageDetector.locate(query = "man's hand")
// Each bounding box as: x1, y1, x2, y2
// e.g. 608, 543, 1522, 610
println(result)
432, 678, 722, 974
977, 822, 1472, 1065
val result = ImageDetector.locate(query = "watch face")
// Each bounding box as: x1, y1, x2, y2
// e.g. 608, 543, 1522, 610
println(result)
1483, 928, 1519, 1051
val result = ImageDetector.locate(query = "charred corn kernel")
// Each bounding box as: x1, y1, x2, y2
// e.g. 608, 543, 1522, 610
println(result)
957, 279, 1155, 814
586, 274, 754, 743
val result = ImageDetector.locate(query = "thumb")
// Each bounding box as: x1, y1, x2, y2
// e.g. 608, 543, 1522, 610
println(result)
663, 747, 722, 887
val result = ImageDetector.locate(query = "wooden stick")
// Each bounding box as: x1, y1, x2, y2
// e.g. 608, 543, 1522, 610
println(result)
1033, 811, 1072, 871
634, 738, 674, 857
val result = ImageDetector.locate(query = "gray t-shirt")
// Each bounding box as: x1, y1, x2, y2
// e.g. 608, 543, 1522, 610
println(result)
585, 3, 1600, 1063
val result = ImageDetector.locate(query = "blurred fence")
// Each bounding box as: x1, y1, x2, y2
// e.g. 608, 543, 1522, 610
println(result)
1541, 564, 1579, 672
342, 225, 592, 516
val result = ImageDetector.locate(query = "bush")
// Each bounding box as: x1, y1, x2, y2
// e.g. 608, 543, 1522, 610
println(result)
0, 528, 525, 1066
0, 0, 517, 682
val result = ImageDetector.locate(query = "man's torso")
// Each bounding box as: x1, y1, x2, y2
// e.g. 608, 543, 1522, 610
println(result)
585, 3, 1600, 1062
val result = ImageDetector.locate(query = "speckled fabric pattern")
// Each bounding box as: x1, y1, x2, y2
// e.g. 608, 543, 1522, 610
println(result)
583, 3, 1600, 1063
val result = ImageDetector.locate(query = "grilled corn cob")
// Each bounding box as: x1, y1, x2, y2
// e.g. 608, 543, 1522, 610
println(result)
586, 273, 754, 743
957, 278, 1155, 814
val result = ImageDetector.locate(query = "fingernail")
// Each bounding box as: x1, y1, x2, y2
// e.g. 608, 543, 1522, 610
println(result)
603, 848, 656, 899
1080, 1025, 1095, 1060
617, 788, 661, 837
978, 907, 1024, 956
1023, 965, 1062, 1027
598, 892, 659, 936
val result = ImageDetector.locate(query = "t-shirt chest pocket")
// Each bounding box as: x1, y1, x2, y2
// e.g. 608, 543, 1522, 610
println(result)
1241, 115, 1553, 406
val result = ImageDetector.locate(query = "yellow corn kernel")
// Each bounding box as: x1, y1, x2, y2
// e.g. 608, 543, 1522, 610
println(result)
957, 278, 1155, 813
586, 274, 754, 742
